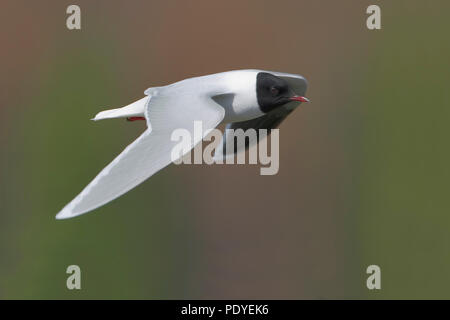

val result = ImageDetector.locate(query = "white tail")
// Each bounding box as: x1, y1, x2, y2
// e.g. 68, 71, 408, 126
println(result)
91, 97, 149, 121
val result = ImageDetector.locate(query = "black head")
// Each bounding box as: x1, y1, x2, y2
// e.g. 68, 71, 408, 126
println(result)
256, 72, 308, 113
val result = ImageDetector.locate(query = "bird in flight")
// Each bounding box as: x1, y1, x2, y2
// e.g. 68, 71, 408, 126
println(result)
56, 70, 309, 219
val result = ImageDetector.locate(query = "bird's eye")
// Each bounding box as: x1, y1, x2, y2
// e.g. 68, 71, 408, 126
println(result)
270, 86, 279, 96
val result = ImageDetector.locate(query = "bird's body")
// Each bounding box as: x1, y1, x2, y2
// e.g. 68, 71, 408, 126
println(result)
163, 70, 263, 123
95, 70, 264, 123
56, 69, 308, 219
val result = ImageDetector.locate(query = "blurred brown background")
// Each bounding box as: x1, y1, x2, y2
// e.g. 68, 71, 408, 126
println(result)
0, 1, 449, 299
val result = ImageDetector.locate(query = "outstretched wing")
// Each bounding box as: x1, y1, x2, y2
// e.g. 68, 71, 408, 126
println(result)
215, 71, 308, 159
56, 92, 224, 219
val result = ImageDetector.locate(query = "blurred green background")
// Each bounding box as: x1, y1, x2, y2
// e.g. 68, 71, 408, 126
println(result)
0, 0, 449, 299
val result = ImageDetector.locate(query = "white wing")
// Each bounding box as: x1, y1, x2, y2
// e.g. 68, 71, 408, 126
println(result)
56, 92, 225, 219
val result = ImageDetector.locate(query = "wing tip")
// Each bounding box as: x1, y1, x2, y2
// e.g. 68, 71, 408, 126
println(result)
55, 204, 80, 220
55, 209, 73, 220
55, 213, 69, 220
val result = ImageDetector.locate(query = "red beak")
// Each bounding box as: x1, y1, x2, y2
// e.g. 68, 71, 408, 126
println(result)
289, 96, 310, 103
